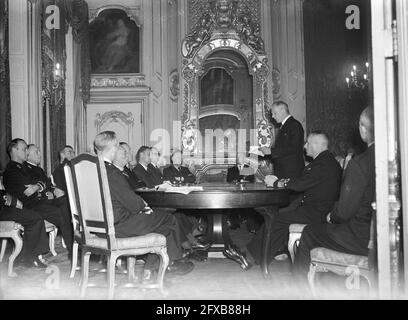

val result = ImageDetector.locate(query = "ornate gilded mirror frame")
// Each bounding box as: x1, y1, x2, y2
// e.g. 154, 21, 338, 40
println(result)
180, 0, 273, 155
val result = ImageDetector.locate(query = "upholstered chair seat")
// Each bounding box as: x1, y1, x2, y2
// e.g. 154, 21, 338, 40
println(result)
310, 247, 368, 269
86, 233, 166, 251
308, 247, 373, 298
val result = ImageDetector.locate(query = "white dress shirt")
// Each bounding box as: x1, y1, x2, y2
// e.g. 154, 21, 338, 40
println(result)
281, 115, 292, 127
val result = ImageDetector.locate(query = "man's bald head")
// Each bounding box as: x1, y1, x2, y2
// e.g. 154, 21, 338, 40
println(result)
305, 131, 329, 159
359, 106, 374, 144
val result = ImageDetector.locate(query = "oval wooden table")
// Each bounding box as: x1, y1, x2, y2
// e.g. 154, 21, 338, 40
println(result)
136, 182, 290, 276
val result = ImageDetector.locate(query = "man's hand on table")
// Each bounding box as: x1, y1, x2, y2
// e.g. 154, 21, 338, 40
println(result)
264, 175, 278, 187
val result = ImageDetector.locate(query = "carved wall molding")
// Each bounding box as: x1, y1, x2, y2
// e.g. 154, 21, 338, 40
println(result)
181, 3, 272, 155
188, 0, 260, 33
169, 69, 180, 101
91, 74, 148, 88
181, 119, 198, 152
183, 0, 264, 59
89, 5, 142, 26
95, 110, 135, 131
272, 66, 281, 99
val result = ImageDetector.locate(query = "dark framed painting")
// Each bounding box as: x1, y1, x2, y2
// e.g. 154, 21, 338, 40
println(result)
89, 9, 140, 74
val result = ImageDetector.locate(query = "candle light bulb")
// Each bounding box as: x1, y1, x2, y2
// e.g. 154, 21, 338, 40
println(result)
351, 71, 354, 77
363, 74, 367, 80
56, 63, 60, 70
346, 77, 350, 84
353, 65, 356, 71
365, 62, 369, 68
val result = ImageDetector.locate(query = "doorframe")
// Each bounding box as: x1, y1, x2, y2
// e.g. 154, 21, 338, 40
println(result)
371, 0, 396, 299
396, 0, 408, 294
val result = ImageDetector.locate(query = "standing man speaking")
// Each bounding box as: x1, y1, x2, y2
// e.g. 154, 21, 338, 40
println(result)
260, 101, 305, 179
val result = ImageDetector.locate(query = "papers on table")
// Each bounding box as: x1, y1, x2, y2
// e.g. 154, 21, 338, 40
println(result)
155, 183, 204, 194
248, 145, 264, 156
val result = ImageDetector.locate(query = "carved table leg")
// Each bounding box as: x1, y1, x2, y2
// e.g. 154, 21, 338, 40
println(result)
207, 211, 232, 257
256, 206, 279, 277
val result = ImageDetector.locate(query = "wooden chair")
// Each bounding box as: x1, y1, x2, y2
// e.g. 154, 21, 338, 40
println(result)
0, 221, 24, 277
44, 221, 58, 256
69, 154, 169, 299
288, 223, 307, 263
307, 206, 377, 298
1, 219, 58, 262
63, 164, 82, 278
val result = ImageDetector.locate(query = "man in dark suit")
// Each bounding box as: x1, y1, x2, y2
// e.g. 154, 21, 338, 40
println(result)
94, 131, 194, 276
163, 150, 196, 184
133, 146, 159, 188
148, 147, 164, 185
294, 107, 375, 275
224, 132, 342, 269
226, 152, 255, 183
117, 142, 146, 189
52, 145, 75, 194
0, 189, 49, 268
3, 139, 73, 255
260, 101, 305, 179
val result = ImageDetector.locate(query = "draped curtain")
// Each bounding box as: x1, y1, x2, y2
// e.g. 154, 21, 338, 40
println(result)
66, 0, 91, 154
41, 0, 90, 170
0, 0, 10, 173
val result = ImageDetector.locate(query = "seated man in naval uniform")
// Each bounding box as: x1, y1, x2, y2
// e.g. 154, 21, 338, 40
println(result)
163, 149, 196, 185
223, 131, 342, 270
3, 139, 73, 258
0, 188, 49, 268
294, 107, 376, 277
94, 131, 194, 277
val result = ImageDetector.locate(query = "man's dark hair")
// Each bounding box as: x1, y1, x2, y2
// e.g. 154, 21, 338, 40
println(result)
6, 138, 26, 158
136, 146, 151, 162
119, 142, 129, 147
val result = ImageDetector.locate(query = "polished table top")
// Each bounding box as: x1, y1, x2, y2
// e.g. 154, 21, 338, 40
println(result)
136, 182, 290, 209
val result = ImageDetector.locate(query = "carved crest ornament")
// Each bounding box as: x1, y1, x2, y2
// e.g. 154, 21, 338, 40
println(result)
180, 0, 273, 154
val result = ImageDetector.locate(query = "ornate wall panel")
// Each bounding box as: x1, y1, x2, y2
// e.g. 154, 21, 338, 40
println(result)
86, 103, 144, 155
181, 0, 272, 156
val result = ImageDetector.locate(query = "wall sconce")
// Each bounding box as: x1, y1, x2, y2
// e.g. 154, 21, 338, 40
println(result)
345, 62, 370, 90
